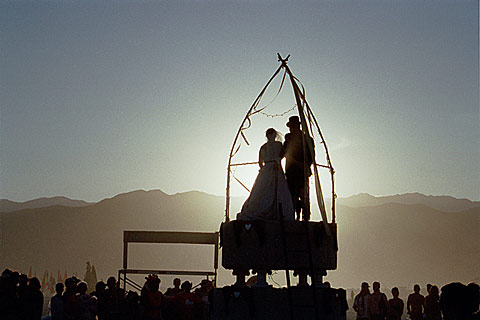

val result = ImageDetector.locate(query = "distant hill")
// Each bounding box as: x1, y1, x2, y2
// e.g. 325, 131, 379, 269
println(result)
331, 203, 479, 288
0, 189, 242, 284
338, 192, 480, 212
0, 190, 478, 289
0, 196, 93, 212
4, 191, 477, 213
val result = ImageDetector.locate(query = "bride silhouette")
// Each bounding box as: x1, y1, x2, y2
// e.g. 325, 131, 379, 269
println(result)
237, 128, 295, 221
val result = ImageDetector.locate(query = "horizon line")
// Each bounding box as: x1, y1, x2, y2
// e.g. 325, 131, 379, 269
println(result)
2, 188, 479, 204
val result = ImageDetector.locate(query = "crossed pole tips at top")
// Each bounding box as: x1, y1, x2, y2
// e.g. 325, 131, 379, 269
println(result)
277, 53, 290, 68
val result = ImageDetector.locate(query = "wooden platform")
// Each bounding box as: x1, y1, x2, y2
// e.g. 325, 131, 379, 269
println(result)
221, 220, 337, 272
210, 286, 348, 320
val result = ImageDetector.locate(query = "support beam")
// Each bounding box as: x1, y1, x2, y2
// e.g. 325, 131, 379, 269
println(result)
124, 231, 218, 245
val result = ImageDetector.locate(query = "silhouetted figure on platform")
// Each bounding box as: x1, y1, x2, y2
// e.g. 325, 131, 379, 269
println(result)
282, 116, 314, 220
77, 281, 97, 320
91, 281, 107, 320
368, 281, 388, 320
237, 128, 294, 221
425, 285, 441, 320
141, 275, 163, 320
387, 287, 403, 320
407, 284, 425, 320
353, 282, 371, 320
50, 283, 64, 320
165, 278, 182, 296
26, 277, 44, 320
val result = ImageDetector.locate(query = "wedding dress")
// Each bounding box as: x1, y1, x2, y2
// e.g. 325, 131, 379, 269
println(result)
237, 140, 295, 221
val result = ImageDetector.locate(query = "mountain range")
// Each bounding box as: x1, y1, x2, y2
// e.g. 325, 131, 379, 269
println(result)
0, 196, 93, 213
339, 192, 480, 212
1, 190, 478, 290
2, 191, 479, 213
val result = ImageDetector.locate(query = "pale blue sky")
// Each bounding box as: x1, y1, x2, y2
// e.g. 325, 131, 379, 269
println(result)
1, 0, 479, 202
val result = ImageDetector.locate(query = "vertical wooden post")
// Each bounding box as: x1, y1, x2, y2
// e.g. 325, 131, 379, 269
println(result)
123, 232, 128, 269
123, 231, 128, 290
214, 232, 219, 286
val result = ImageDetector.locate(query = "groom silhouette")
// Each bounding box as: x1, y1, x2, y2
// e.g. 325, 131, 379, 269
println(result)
282, 116, 314, 220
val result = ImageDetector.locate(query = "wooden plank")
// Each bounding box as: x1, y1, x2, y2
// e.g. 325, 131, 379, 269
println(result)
124, 231, 218, 245
119, 269, 215, 276
221, 221, 337, 271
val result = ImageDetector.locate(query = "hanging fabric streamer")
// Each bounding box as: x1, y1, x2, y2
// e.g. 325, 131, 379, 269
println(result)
289, 74, 330, 237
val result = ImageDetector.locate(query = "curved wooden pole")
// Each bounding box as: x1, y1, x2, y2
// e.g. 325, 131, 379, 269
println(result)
225, 64, 284, 221
305, 104, 336, 223
284, 65, 335, 230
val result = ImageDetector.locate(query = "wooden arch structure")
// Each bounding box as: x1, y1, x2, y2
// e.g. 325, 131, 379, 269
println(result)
225, 54, 336, 229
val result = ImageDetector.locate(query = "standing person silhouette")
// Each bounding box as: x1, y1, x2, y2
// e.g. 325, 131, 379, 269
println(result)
237, 128, 294, 221
25, 277, 44, 320
165, 278, 182, 296
50, 283, 64, 320
77, 281, 96, 320
282, 116, 314, 220
387, 287, 404, 320
175, 281, 201, 320
141, 275, 163, 320
368, 281, 388, 320
407, 284, 425, 320
424, 285, 441, 320
353, 282, 371, 320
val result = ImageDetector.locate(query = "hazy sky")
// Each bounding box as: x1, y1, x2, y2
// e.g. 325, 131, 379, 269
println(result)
1, 0, 479, 202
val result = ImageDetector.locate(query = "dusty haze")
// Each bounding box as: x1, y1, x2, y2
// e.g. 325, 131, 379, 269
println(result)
1, 190, 479, 290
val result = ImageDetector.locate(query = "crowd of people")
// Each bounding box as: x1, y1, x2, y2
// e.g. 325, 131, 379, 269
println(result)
0, 270, 44, 319
0, 268, 213, 320
2, 267, 479, 320
352, 281, 480, 320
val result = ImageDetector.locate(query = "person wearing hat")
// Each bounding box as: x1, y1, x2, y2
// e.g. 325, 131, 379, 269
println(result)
282, 115, 315, 220
353, 282, 371, 320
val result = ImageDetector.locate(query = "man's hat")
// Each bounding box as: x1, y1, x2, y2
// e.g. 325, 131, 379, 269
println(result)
286, 116, 301, 127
